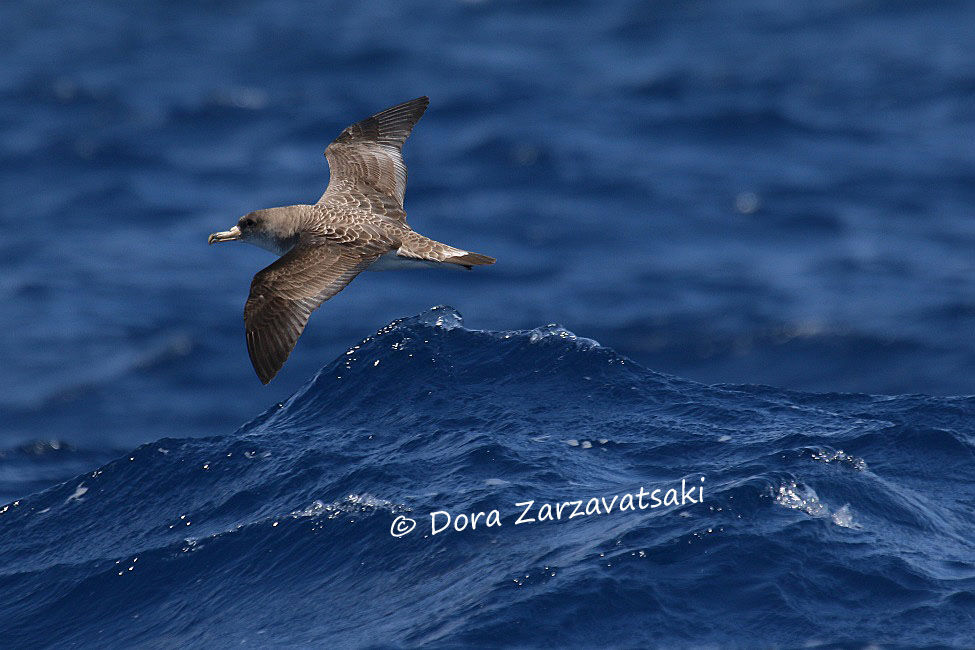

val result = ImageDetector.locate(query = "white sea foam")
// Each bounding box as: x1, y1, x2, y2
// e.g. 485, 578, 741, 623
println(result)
775, 481, 827, 517
810, 448, 867, 471
65, 483, 88, 504
289, 493, 405, 521
831, 504, 862, 529
774, 480, 862, 529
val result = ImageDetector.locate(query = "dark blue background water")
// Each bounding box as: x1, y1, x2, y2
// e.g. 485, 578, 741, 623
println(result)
1, 1, 973, 647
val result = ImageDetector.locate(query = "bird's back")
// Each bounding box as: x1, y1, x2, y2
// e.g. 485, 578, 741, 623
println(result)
305, 199, 407, 249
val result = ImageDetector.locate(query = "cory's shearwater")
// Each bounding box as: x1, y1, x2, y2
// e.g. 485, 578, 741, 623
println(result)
208, 96, 495, 384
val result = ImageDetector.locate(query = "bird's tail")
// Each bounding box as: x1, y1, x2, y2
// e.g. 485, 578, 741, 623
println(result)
399, 234, 496, 270
443, 251, 496, 269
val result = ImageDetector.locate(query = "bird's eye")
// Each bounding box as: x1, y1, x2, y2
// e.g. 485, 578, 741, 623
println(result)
240, 217, 255, 228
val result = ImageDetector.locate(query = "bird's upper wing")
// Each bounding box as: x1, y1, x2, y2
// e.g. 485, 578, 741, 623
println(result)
318, 96, 429, 214
243, 235, 385, 384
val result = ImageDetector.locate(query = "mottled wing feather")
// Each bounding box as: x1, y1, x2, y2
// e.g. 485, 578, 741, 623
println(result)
319, 96, 429, 212
243, 237, 384, 384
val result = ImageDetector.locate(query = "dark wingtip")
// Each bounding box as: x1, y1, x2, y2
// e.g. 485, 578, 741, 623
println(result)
253, 358, 276, 384
246, 329, 283, 385
335, 96, 431, 149
404, 96, 430, 108
253, 352, 279, 384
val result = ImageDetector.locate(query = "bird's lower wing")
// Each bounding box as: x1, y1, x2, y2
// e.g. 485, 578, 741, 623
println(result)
244, 237, 383, 384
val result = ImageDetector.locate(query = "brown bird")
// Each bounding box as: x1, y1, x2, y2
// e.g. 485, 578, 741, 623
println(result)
208, 97, 495, 384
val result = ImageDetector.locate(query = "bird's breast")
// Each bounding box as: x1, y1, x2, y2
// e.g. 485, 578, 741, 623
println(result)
247, 233, 298, 256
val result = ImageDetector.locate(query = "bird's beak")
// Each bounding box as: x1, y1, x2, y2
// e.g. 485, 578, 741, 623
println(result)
208, 225, 241, 245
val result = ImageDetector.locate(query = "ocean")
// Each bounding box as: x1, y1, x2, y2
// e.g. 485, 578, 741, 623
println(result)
1, 1, 973, 647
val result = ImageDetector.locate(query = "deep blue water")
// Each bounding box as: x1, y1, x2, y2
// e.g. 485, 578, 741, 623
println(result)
2, 0, 974, 647
2, 308, 974, 647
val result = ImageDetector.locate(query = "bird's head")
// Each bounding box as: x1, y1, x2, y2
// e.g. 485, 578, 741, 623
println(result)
207, 210, 266, 245
208, 207, 303, 254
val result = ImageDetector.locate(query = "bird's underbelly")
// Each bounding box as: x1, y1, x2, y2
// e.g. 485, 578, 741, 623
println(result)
251, 234, 297, 256
367, 251, 443, 271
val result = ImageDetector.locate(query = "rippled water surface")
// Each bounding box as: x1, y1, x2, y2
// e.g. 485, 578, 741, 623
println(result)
2, 310, 973, 647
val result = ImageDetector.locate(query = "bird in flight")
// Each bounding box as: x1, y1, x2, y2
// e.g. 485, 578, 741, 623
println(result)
208, 97, 495, 384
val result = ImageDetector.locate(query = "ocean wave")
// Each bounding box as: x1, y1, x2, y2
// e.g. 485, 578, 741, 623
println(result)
1, 307, 973, 647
